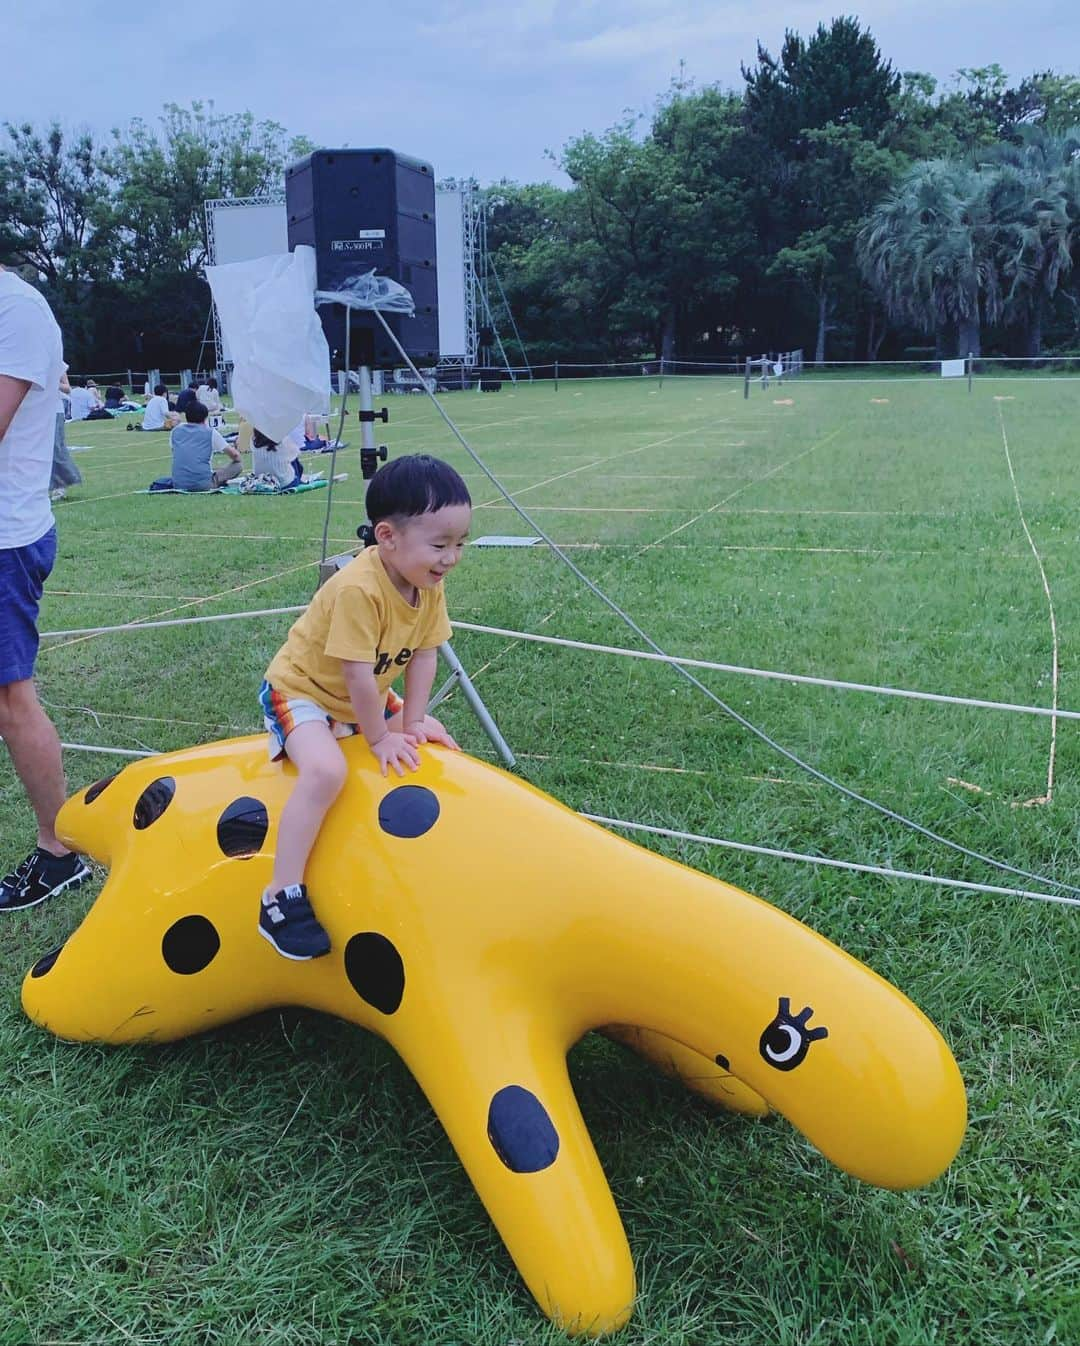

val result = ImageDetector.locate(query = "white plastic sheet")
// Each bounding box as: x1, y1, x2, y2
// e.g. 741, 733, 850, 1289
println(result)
315, 269, 415, 314
205, 246, 330, 443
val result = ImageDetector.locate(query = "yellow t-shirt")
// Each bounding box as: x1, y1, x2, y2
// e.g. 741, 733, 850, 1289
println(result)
265, 547, 452, 721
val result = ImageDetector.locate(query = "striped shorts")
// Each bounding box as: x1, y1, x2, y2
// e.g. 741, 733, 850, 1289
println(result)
259, 679, 404, 761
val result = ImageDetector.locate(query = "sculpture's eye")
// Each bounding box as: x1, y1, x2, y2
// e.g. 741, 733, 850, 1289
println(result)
758, 997, 829, 1072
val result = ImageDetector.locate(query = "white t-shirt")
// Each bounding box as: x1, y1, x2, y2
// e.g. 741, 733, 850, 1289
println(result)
142, 395, 171, 430
68, 385, 97, 419
0, 270, 63, 548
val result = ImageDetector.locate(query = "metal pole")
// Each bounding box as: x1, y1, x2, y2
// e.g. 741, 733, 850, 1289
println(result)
744, 356, 751, 399
358, 365, 376, 458
967, 351, 973, 393
435, 642, 516, 768
554, 360, 559, 391
658, 357, 664, 389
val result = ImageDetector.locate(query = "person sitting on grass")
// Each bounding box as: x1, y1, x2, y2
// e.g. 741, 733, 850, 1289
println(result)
197, 376, 225, 428
67, 377, 102, 421
257, 454, 471, 960
251, 427, 302, 489
169, 399, 242, 491
135, 383, 177, 431
175, 381, 200, 415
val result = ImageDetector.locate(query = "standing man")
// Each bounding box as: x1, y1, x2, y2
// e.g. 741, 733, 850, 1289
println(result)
0, 265, 90, 909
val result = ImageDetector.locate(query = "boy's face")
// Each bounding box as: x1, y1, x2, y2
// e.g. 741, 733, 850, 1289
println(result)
379, 503, 472, 593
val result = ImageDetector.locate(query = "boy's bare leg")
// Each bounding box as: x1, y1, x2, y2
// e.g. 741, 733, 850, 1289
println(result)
270, 720, 347, 892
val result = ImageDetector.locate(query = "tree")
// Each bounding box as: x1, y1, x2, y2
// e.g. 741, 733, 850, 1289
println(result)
858, 160, 1004, 357
0, 122, 115, 361
741, 22, 908, 361
743, 17, 901, 151
95, 102, 315, 369
103, 102, 313, 278
982, 127, 1078, 354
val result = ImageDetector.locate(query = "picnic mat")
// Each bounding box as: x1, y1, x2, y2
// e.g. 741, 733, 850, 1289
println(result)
138, 478, 331, 496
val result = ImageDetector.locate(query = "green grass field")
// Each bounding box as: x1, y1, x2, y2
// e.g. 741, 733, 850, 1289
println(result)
2, 374, 1078, 1345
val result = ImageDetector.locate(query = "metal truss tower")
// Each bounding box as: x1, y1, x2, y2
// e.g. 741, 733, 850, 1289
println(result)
204, 193, 286, 372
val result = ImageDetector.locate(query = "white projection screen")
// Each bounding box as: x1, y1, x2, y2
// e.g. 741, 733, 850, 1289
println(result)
206, 189, 469, 363
205, 201, 290, 362
434, 188, 467, 361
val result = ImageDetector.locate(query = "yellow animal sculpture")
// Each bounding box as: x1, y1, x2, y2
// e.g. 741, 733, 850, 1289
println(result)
23, 736, 966, 1334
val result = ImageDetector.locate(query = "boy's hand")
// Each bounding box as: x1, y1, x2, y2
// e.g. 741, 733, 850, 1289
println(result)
403, 715, 460, 750
369, 731, 421, 778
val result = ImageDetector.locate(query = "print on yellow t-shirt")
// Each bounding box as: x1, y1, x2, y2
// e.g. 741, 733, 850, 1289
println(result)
265, 547, 452, 721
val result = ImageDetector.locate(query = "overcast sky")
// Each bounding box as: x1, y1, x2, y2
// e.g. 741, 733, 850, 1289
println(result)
4, 1, 1077, 185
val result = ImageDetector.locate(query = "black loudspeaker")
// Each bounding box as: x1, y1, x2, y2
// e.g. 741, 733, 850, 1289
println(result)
285, 148, 438, 369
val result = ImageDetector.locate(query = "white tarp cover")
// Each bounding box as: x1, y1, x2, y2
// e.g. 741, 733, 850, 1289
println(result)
204, 246, 330, 442
315, 270, 416, 314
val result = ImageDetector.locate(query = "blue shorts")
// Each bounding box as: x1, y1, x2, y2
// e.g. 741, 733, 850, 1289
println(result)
0, 527, 57, 686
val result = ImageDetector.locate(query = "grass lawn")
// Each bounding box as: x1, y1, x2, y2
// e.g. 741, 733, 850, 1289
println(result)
2, 374, 1078, 1345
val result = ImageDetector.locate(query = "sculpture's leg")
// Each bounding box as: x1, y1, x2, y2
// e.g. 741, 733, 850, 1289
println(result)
583, 858, 966, 1190
400, 1021, 635, 1335
601, 1025, 769, 1118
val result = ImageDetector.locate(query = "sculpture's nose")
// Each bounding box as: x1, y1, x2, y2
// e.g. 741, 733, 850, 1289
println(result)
22, 940, 83, 1037
29, 943, 65, 980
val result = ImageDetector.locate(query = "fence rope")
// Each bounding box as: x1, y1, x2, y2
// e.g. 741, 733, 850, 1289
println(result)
581, 815, 1080, 909
30, 734, 1077, 911
39, 608, 1080, 723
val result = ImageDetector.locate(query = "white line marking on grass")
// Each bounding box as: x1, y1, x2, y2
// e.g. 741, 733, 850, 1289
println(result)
550, 542, 1031, 559
996, 404, 1060, 807
59, 486, 166, 507
641, 428, 843, 550
46, 588, 207, 600
477, 504, 689, 514
38, 558, 321, 657
713, 507, 948, 517
473, 424, 710, 509
76, 526, 360, 546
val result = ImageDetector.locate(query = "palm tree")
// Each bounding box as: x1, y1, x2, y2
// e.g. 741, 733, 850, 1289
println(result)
857, 159, 1001, 357
859, 132, 1080, 359
982, 128, 1077, 355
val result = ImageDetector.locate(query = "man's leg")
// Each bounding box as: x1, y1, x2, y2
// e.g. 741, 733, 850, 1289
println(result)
0, 678, 70, 855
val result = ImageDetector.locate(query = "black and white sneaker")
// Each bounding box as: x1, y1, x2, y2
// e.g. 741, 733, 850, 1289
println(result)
0, 848, 91, 912
259, 884, 331, 960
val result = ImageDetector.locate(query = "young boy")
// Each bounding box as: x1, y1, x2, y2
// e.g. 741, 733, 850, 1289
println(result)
258, 454, 472, 960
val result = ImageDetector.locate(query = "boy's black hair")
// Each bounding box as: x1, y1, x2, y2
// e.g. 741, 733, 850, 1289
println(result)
185, 400, 209, 424
365, 454, 471, 525
206, 377, 218, 389
153, 383, 167, 396
252, 428, 277, 449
